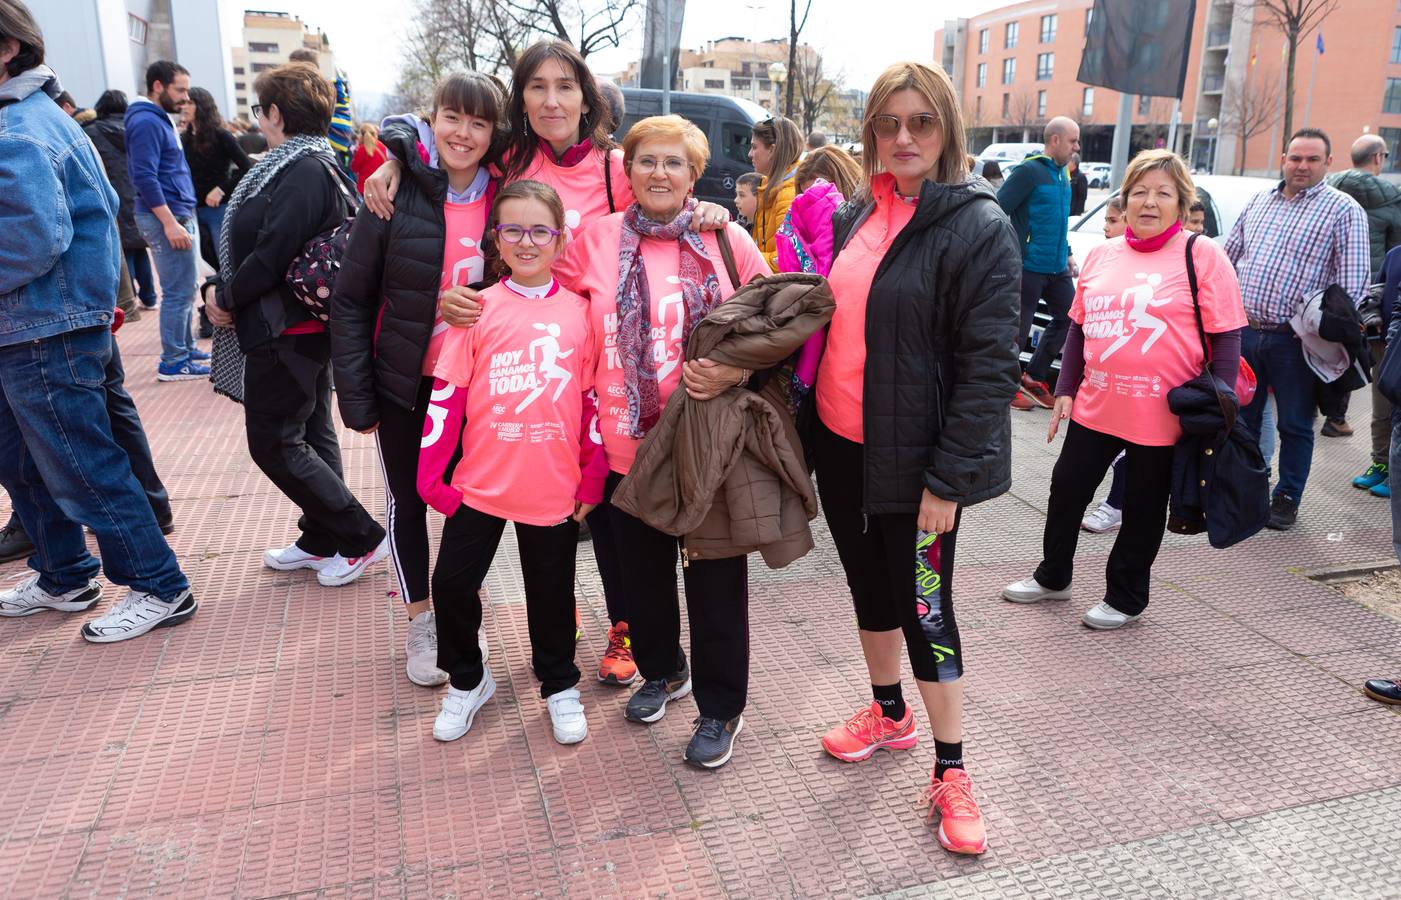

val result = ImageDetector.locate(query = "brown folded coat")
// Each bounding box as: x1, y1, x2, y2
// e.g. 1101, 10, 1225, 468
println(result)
612, 272, 835, 569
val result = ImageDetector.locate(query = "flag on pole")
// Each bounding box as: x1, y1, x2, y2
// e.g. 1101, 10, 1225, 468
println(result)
1077, 0, 1198, 98
1316, 33, 1325, 55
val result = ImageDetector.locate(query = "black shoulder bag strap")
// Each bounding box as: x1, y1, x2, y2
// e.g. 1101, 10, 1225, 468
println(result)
603, 150, 616, 215
1185, 232, 1237, 430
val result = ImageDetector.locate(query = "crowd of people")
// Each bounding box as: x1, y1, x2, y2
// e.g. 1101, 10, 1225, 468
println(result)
2, 0, 1399, 861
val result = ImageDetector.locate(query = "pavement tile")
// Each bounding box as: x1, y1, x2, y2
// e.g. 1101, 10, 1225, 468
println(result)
237, 789, 402, 897
0, 829, 90, 898
0, 749, 116, 842
67, 809, 249, 899
555, 829, 723, 898
99, 726, 264, 829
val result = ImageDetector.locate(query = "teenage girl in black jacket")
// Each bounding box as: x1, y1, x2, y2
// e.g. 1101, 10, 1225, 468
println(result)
809, 62, 1021, 857
330, 72, 506, 689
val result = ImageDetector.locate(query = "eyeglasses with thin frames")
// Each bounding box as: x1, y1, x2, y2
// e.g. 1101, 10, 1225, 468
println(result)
494, 224, 562, 246
632, 156, 691, 176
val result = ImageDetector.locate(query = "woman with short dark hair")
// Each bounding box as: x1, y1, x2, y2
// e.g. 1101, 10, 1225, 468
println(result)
203, 61, 387, 588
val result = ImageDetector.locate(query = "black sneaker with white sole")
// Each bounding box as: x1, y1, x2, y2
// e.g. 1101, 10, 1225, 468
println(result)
80, 588, 197, 643
0, 575, 102, 617
624, 664, 692, 724
684, 715, 744, 769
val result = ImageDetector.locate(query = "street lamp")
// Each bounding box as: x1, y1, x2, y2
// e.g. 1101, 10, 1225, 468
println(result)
768, 61, 787, 116
1206, 116, 1219, 175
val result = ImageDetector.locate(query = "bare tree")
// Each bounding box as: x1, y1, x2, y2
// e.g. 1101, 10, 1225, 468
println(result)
793, 48, 841, 135
1004, 89, 1039, 141
1239, 0, 1340, 145
512, 0, 642, 59
785, 0, 814, 118
1220, 71, 1282, 174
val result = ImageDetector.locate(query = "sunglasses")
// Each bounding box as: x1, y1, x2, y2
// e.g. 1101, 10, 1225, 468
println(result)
494, 224, 562, 246
871, 113, 939, 141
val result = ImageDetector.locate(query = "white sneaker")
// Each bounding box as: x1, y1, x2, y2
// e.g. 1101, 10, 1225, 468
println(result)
1082, 601, 1141, 630
1081, 503, 1123, 534
80, 588, 197, 643
433, 671, 495, 741
0, 575, 102, 617
547, 688, 588, 745
1002, 576, 1072, 604
405, 610, 448, 687
263, 543, 331, 572
317, 538, 389, 587
479, 625, 489, 662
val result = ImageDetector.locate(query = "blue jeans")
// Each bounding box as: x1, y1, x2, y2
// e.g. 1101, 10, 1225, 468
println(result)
0, 327, 187, 598
134, 211, 199, 366
195, 204, 227, 269
125, 249, 156, 307
1240, 329, 1317, 502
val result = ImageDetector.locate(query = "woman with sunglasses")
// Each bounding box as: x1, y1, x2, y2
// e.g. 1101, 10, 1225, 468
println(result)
749, 115, 803, 271
330, 72, 507, 689
554, 115, 771, 769
363, 41, 734, 686
811, 62, 1021, 855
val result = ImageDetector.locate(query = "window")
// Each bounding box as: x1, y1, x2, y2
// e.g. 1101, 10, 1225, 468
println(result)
1037, 53, 1054, 81
1082, 87, 1094, 117
1005, 22, 1019, 49
1037, 90, 1047, 118
722, 122, 752, 165
976, 63, 987, 88
979, 29, 989, 54
1381, 128, 1401, 173
235, 81, 246, 91
1393, 27, 1401, 64
233, 66, 245, 75
248, 41, 280, 54
704, 79, 725, 89
1040, 14, 1057, 43
1138, 94, 1152, 115
976, 95, 984, 119
1003, 58, 1016, 85
251, 62, 275, 73
127, 13, 147, 45
1387, 78, 1401, 114
1002, 92, 1010, 117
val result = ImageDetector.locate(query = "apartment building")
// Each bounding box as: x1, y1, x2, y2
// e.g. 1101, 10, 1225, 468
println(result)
235, 10, 339, 122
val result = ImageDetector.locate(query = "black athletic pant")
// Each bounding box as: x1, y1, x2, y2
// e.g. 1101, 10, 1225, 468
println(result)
604, 472, 750, 720
243, 332, 384, 557
1033, 420, 1174, 616
814, 421, 963, 683
432, 502, 581, 696
585, 500, 627, 625
105, 337, 171, 523
374, 376, 460, 605
1019, 270, 1076, 383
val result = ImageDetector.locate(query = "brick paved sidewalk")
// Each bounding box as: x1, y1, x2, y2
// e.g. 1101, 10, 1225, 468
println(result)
1, 315, 1399, 898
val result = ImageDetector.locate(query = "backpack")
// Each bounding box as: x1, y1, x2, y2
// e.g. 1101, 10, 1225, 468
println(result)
285, 156, 359, 321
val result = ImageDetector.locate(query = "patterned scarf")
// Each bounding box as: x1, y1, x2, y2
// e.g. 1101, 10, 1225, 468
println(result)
211, 133, 336, 402
615, 199, 725, 438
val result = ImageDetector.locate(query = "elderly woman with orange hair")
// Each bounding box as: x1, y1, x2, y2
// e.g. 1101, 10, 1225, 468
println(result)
554, 114, 772, 770
810, 62, 1022, 855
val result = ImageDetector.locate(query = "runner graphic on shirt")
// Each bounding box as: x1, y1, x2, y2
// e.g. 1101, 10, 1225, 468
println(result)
515, 323, 575, 413
1099, 272, 1173, 362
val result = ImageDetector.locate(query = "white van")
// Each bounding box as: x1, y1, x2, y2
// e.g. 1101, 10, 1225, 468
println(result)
979, 142, 1043, 162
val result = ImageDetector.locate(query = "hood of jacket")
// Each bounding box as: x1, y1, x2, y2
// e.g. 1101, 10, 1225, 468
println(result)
1328, 169, 1401, 211
85, 113, 127, 151
382, 118, 449, 200
124, 97, 177, 130
787, 180, 844, 237
0, 65, 60, 106
611, 272, 835, 568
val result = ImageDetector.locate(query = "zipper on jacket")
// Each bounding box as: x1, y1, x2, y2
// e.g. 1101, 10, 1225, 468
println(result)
681, 542, 691, 568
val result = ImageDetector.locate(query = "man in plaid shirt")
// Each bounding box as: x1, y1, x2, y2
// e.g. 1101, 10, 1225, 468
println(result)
1225, 128, 1370, 531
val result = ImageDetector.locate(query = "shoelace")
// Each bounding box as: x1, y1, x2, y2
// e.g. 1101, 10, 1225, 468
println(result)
844, 707, 883, 742
106, 590, 156, 619
603, 628, 630, 660
692, 717, 726, 741
920, 775, 978, 821
406, 622, 436, 656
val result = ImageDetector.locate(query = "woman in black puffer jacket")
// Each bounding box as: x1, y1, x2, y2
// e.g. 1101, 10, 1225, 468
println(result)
84, 90, 155, 308
809, 62, 1021, 857
330, 72, 506, 688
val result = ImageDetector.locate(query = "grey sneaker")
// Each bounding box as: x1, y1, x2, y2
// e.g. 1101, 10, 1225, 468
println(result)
405, 610, 448, 687
0, 575, 102, 617
80, 587, 197, 642
624, 664, 692, 724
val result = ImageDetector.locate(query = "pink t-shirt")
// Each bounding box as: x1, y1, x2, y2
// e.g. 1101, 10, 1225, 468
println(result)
422, 196, 491, 376
1067, 231, 1247, 446
556, 217, 770, 475
431, 280, 597, 525
815, 186, 918, 443
516, 146, 633, 250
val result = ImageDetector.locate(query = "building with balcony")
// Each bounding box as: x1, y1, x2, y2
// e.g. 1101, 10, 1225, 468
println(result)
938, 0, 1401, 178
237, 10, 339, 122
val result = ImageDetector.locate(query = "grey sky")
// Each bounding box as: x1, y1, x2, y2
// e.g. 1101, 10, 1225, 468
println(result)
223, 0, 1006, 100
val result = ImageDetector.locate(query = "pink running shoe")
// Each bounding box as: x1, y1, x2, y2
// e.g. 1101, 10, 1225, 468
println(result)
820, 702, 918, 762
921, 768, 988, 855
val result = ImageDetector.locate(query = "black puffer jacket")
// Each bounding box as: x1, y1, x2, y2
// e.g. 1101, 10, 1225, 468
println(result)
83, 114, 146, 250
829, 173, 1021, 514
330, 123, 495, 431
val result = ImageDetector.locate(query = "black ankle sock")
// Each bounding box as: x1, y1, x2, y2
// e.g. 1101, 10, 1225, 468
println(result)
934, 740, 964, 778
871, 683, 906, 721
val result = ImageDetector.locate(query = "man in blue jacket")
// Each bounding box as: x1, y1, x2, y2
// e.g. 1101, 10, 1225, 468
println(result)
997, 116, 1080, 411
125, 59, 209, 381
0, 0, 196, 641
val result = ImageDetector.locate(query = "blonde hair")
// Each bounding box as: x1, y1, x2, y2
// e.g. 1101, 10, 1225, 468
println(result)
357, 122, 380, 155
622, 114, 710, 179
1121, 149, 1195, 223
795, 144, 862, 198
860, 62, 967, 195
